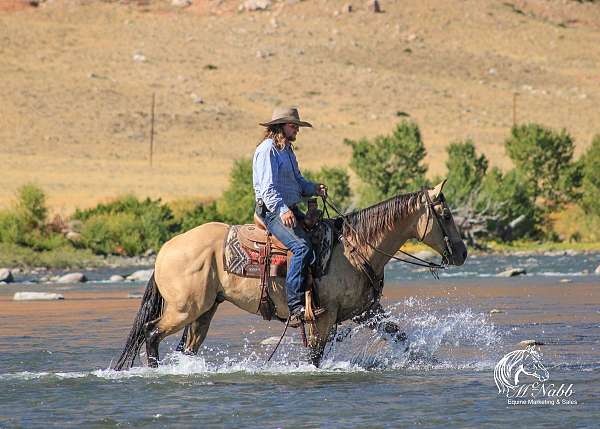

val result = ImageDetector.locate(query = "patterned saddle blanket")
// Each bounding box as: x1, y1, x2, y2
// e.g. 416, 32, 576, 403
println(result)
224, 220, 336, 279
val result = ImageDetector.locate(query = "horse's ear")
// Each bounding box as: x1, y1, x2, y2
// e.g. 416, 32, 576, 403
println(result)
428, 179, 447, 201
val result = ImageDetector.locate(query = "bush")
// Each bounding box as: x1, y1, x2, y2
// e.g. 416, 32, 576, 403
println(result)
477, 167, 540, 239
444, 140, 488, 207
217, 158, 255, 224
178, 201, 223, 232
505, 124, 582, 210
304, 166, 352, 212
579, 134, 600, 216
74, 195, 178, 255
345, 121, 428, 206
0, 184, 68, 251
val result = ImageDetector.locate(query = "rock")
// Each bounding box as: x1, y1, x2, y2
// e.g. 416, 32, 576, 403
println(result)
559, 278, 572, 283
57, 272, 87, 283
0, 268, 14, 283
127, 269, 153, 282
190, 94, 204, 105
241, 0, 271, 12
127, 292, 144, 299
497, 267, 526, 277
109, 275, 125, 282
256, 50, 273, 59
342, 3, 353, 13
14, 292, 64, 301
519, 340, 544, 347
367, 0, 381, 13
595, 265, 600, 275
132, 53, 147, 63
260, 336, 296, 346
171, 0, 192, 7
65, 231, 82, 242
489, 309, 504, 314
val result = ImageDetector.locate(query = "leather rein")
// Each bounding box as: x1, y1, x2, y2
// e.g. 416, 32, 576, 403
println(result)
322, 189, 453, 281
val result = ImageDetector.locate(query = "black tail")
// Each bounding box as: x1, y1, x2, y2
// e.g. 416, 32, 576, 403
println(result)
113, 273, 163, 371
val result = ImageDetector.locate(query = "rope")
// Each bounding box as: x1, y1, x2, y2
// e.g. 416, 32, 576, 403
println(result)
265, 316, 291, 363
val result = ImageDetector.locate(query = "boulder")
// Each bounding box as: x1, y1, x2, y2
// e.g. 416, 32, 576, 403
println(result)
171, 0, 192, 7
0, 268, 14, 283
519, 339, 544, 347
65, 231, 82, 242
127, 292, 144, 299
57, 272, 87, 283
497, 267, 526, 277
127, 269, 153, 282
241, 0, 271, 12
14, 292, 64, 301
109, 275, 125, 282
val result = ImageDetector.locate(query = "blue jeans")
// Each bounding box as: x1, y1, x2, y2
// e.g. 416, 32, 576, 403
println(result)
257, 205, 314, 312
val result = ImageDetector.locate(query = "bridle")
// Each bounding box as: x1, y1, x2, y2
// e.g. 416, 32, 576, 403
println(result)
322, 189, 453, 278
421, 190, 454, 266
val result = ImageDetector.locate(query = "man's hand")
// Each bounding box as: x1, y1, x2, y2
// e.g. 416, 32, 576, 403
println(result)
281, 210, 296, 228
316, 184, 328, 198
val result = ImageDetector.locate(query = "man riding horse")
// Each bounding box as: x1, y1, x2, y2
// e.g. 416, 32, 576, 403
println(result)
253, 106, 328, 327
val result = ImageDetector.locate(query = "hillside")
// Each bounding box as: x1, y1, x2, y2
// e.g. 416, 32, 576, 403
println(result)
1, 0, 599, 212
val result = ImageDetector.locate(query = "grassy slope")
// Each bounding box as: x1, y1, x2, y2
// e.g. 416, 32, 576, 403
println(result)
1, 0, 600, 213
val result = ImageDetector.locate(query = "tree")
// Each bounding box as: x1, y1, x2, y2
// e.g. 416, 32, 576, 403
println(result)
476, 167, 540, 239
444, 140, 488, 206
304, 166, 352, 212
505, 124, 582, 210
579, 134, 600, 216
217, 158, 255, 224
344, 121, 428, 206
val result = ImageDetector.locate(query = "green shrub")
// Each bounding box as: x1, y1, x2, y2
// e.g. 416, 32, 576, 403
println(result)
304, 166, 352, 212
505, 124, 582, 210
477, 167, 540, 239
74, 195, 178, 255
0, 184, 68, 251
444, 140, 488, 207
579, 135, 600, 216
178, 201, 223, 232
345, 121, 428, 206
217, 158, 255, 224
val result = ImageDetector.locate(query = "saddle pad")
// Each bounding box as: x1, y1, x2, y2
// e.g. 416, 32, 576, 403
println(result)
224, 221, 336, 279
224, 225, 287, 278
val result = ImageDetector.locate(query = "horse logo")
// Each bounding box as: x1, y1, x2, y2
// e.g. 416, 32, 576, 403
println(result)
494, 346, 549, 395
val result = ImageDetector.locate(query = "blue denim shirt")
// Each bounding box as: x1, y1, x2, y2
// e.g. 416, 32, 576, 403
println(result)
253, 138, 317, 216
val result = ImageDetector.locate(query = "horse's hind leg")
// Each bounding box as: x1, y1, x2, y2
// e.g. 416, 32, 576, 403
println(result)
177, 301, 220, 355
144, 306, 197, 368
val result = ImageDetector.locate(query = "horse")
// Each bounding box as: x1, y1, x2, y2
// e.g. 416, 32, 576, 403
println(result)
113, 180, 467, 370
494, 346, 549, 395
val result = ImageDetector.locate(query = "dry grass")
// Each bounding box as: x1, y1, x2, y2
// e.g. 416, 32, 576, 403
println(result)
1, 0, 600, 213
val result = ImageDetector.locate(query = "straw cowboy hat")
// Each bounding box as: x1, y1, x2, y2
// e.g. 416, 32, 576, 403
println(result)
259, 106, 313, 128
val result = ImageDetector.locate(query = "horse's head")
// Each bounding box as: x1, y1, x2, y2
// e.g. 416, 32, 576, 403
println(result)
520, 346, 549, 383
418, 180, 468, 266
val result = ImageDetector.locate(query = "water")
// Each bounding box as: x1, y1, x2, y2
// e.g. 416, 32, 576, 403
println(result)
1, 253, 599, 428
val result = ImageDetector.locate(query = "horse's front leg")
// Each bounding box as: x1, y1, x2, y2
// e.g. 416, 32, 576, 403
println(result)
353, 303, 407, 343
307, 310, 338, 367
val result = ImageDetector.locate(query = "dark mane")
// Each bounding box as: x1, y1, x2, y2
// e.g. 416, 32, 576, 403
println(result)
339, 190, 424, 246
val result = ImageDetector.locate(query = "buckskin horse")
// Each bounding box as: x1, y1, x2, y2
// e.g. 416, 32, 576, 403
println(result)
113, 180, 467, 370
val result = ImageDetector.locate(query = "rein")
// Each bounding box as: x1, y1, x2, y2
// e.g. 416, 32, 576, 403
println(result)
321, 193, 447, 275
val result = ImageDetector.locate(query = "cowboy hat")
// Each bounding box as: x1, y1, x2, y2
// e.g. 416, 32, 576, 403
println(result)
259, 106, 313, 128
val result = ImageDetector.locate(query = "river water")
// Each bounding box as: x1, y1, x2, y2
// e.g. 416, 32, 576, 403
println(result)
1, 253, 599, 428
